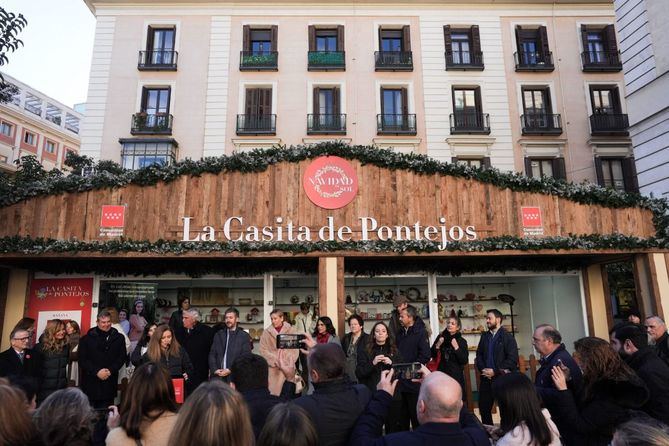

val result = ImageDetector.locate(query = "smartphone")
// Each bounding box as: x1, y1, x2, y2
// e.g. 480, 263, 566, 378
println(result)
276, 333, 306, 349
391, 362, 422, 380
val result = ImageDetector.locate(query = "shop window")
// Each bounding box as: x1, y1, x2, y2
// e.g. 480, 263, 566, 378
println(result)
120, 140, 177, 170
595, 157, 638, 192
604, 262, 639, 322
24, 131, 36, 146
524, 158, 566, 180
0, 121, 13, 137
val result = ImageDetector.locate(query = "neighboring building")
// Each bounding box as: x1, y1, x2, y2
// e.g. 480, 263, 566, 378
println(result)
79, 0, 634, 192
615, 0, 669, 199
0, 73, 83, 173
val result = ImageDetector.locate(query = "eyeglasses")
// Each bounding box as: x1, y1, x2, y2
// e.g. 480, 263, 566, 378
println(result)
13, 337, 30, 341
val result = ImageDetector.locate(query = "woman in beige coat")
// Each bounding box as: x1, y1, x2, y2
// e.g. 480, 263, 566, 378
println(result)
259, 309, 299, 396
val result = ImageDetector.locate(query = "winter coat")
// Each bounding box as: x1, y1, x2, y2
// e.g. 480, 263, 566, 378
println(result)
106, 410, 177, 446
168, 309, 184, 333
130, 340, 149, 367
389, 311, 426, 338
241, 387, 285, 439
78, 326, 127, 402
495, 409, 561, 446
0, 347, 42, 390
430, 330, 468, 391
625, 346, 669, 425
653, 331, 669, 367
342, 332, 369, 383
259, 323, 299, 395
208, 326, 252, 378
475, 327, 519, 375
293, 377, 371, 446
356, 342, 404, 393
396, 322, 431, 393
140, 348, 194, 379
176, 322, 214, 391
34, 343, 69, 403
551, 377, 649, 446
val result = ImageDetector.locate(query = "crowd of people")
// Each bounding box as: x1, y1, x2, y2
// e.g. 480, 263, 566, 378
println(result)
2, 295, 669, 446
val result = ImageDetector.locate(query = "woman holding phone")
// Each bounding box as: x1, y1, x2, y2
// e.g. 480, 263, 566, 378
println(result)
430, 316, 468, 398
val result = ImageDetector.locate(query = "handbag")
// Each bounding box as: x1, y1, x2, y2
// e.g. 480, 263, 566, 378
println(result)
427, 350, 441, 372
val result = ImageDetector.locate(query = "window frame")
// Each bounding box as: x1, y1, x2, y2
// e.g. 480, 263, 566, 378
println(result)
43, 139, 57, 155
524, 157, 566, 180
23, 130, 37, 146
0, 120, 14, 138
589, 85, 622, 114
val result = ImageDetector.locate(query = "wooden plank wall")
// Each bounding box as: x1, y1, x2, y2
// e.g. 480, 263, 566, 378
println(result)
0, 159, 657, 242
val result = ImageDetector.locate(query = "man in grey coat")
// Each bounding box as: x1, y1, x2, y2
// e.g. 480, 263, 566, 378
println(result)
208, 307, 252, 382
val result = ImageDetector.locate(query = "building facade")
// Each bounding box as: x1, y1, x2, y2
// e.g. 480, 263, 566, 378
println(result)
0, 73, 82, 173
615, 0, 669, 199
79, 0, 635, 191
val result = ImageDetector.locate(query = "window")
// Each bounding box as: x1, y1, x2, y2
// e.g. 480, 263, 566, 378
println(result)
525, 158, 566, 180
121, 141, 176, 170
451, 87, 488, 133
308, 26, 345, 70
444, 25, 482, 68
316, 29, 337, 51
522, 88, 550, 116
382, 88, 407, 117
0, 121, 13, 137
514, 25, 552, 68
380, 29, 404, 52
245, 88, 272, 117
376, 27, 412, 70
243, 26, 278, 54
595, 157, 637, 192
378, 87, 415, 134
44, 140, 56, 154
580, 25, 620, 69
452, 157, 491, 169
310, 87, 344, 133
451, 33, 471, 64
313, 87, 340, 116
589, 86, 628, 135
590, 86, 621, 114
586, 32, 605, 62
147, 26, 175, 65
141, 87, 171, 128
238, 87, 275, 134
24, 131, 36, 146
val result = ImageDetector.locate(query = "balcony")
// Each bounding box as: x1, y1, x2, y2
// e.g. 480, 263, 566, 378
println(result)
307, 114, 347, 134
377, 114, 417, 135
581, 50, 623, 72
131, 113, 173, 135
589, 113, 629, 136
239, 51, 278, 71
375, 51, 413, 71
308, 51, 345, 71
521, 113, 562, 135
450, 112, 491, 134
514, 51, 555, 72
236, 114, 277, 135
445, 51, 484, 71
138, 50, 178, 71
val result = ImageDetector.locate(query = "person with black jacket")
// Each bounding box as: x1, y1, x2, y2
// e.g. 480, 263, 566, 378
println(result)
34, 319, 70, 404
646, 316, 669, 367
551, 336, 649, 446
356, 321, 404, 433
140, 324, 193, 382
78, 310, 127, 408
430, 316, 468, 397
209, 307, 252, 384
168, 293, 190, 333
396, 305, 431, 431
293, 343, 371, 446
610, 322, 669, 425
474, 309, 518, 425
130, 322, 158, 367
177, 308, 213, 393
0, 327, 42, 391
341, 315, 368, 383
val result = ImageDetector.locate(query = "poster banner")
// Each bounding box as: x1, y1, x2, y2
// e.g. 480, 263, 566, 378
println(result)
27, 278, 94, 338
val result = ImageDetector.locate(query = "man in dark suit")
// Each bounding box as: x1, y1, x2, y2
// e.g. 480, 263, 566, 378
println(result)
0, 327, 42, 389
177, 307, 214, 393
350, 369, 489, 446
208, 307, 251, 384
474, 309, 518, 425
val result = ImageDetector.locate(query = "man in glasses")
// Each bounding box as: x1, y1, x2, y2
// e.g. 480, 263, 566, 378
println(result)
0, 326, 42, 389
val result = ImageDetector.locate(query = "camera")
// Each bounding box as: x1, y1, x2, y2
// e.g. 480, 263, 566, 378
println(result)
391, 362, 422, 380
276, 333, 306, 349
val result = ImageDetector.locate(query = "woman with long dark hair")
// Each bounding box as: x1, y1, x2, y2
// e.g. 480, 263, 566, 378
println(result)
131, 322, 158, 367
140, 325, 193, 381
430, 316, 468, 396
355, 321, 404, 433
341, 315, 368, 383
257, 403, 318, 446
168, 295, 190, 333
490, 372, 561, 445
551, 336, 649, 446
129, 299, 148, 351
312, 316, 341, 346
65, 320, 81, 386
106, 362, 178, 445
34, 319, 70, 404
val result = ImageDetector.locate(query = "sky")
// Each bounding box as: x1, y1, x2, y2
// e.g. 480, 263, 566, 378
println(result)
3, 0, 96, 108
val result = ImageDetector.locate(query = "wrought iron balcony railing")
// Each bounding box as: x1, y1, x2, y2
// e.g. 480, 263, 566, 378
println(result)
589, 113, 629, 136
239, 51, 278, 71
375, 51, 413, 71
236, 114, 277, 135
521, 113, 562, 135
377, 114, 417, 135
138, 50, 178, 70
450, 112, 491, 134
514, 51, 555, 71
445, 51, 484, 70
308, 51, 345, 71
307, 114, 347, 134
581, 50, 623, 72
131, 113, 173, 135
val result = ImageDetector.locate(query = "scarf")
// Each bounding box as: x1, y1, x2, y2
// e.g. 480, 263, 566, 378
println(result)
316, 332, 331, 344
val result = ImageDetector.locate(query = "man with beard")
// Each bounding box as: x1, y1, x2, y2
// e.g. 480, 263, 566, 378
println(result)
474, 309, 518, 425
610, 321, 669, 424
177, 307, 214, 392
209, 307, 252, 383
645, 316, 669, 366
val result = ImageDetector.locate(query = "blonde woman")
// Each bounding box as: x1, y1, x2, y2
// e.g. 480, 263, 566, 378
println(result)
34, 319, 70, 403
259, 309, 299, 396
168, 381, 254, 446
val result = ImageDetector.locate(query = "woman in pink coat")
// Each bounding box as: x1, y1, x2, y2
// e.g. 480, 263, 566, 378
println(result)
259, 309, 299, 396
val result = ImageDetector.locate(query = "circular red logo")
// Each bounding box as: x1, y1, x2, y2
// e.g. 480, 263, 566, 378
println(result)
303, 156, 358, 209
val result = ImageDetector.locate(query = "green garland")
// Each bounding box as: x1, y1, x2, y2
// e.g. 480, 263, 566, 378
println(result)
0, 233, 665, 256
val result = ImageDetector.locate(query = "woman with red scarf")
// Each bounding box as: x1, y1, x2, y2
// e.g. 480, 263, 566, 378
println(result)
312, 316, 341, 347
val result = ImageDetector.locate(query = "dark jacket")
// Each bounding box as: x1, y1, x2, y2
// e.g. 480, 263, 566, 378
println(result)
34, 343, 69, 402
356, 343, 404, 393
242, 387, 284, 439
349, 390, 489, 446
625, 347, 669, 425
342, 332, 369, 358
653, 331, 669, 367
168, 309, 184, 333
389, 312, 425, 338
535, 343, 583, 403
293, 377, 371, 446
78, 326, 127, 402
0, 347, 42, 390
342, 332, 369, 383
552, 377, 649, 446
208, 326, 252, 380
474, 327, 518, 375
396, 322, 431, 394
176, 322, 214, 391
130, 340, 148, 367
140, 348, 194, 379
430, 330, 468, 391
